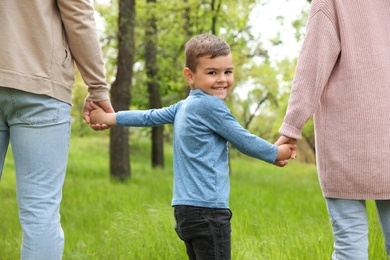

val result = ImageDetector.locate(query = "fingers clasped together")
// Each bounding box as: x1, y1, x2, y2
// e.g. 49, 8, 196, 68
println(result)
83, 100, 115, 131
273, 135, 297, 167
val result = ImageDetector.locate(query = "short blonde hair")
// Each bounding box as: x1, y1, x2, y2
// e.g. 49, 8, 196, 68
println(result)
185, 34, 231, 72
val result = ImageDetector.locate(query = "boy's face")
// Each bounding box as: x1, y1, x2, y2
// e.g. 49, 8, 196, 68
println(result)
184, 53, 234, 100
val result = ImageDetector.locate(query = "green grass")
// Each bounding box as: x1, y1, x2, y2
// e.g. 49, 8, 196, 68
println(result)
0, 134, 388, 259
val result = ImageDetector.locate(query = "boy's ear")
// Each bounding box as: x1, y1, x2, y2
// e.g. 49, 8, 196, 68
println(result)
183, 67, 194, 84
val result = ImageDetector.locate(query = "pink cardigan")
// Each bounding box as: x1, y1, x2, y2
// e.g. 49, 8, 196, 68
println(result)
279, 0, 390, 199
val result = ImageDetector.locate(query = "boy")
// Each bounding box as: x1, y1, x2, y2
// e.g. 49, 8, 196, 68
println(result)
90, 34, 293, 259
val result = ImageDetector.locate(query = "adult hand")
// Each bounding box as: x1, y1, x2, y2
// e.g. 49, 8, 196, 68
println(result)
273, 135, 298, 167
83, 100, 114, 131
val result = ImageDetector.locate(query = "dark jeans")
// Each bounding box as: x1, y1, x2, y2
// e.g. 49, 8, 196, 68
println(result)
174, 206, 233, 260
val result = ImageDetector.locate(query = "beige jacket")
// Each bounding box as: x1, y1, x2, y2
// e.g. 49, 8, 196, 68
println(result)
0, 0, 109, 104
279, 0, 390, 200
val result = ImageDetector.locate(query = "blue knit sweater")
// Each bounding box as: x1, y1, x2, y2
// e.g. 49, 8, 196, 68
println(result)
116, 89, 278, 208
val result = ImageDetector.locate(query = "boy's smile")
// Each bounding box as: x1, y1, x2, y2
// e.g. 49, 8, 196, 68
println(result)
184, 53, 234, 100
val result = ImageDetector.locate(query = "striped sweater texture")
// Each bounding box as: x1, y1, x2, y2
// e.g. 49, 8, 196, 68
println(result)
279, 0, 390, 199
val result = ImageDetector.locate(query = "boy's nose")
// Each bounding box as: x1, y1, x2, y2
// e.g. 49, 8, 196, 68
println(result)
217, 75, 227, 82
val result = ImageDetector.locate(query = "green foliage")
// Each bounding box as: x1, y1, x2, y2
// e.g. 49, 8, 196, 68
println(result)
292, 8, 310, 43
269, 58, 297, 134
69, 1, 316, 161
92, 0, 275, 108
93, 0, 119, 84
73, 1, 315, 160
1, 136, 388, 259
71, 68, 92, 137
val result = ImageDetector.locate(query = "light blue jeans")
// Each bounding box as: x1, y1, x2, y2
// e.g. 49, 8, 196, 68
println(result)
0, 87, 71, 260
326, 198, 390, 260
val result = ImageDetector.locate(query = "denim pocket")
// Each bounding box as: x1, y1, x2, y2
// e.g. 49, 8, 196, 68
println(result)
13, 92, 61, 125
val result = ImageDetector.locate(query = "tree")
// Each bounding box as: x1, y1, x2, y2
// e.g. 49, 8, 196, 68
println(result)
109, 0, 136, 180
91, 0, 315, 172
145, 0, 164, 168
210, 0, 222, 34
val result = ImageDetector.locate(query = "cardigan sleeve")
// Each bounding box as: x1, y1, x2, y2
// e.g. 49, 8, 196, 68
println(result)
279, 8, 341, 139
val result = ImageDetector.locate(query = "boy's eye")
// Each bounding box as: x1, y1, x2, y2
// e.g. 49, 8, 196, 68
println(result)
206, 70, 233, 75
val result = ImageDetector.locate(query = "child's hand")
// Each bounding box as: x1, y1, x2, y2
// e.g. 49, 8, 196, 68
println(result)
274, 144, 296, 167
83, 100, 114, 131
89, 101, 117, 127
89, 102, 106, 125
275, 135, 297, 159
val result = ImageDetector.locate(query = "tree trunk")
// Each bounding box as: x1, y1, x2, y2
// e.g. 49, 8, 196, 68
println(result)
145, 0, 164, 168
210, 0, 222, 35
182, 0, 192, 96
109, 0, 135, 180
182, 0, 191, 38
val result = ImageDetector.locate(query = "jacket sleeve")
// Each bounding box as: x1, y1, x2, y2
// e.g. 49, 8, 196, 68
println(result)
57, 0, 109, 102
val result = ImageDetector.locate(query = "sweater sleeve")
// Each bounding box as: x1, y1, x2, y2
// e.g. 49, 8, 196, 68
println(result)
57, 0, 109, 102
116, 102, 181, 127
279, 7, 341, 139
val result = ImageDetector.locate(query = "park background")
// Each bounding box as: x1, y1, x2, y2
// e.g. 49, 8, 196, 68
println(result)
1, 0, 388, 259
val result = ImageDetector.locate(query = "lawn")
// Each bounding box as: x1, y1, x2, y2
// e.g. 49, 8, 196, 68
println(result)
0, 134, 387, 259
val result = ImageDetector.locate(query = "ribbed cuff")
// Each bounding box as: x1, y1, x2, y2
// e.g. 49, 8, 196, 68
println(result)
278, 123, 302, 140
